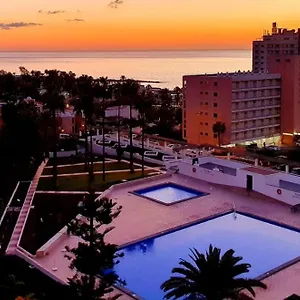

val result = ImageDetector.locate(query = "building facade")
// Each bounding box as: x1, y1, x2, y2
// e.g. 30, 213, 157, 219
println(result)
268, 55, 300, 144
253, 22, 300, 73
183, 72, 281, 146
56, 109, 84, 135
105, 105, 139, 120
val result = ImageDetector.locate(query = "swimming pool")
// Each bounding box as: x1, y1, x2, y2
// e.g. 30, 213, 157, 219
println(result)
115, 212, 300, 299
132, 183, 208, 205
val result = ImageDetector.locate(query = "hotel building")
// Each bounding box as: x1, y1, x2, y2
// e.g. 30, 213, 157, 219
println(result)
182, 72, 281, 146
268, 55, 300, 144
253, 22, 300, 73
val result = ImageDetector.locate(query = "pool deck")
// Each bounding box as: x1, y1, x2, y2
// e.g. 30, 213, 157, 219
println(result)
26, 173, 300, 299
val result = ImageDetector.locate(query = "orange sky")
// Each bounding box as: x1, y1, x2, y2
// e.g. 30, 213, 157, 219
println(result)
1, 0, 300, 51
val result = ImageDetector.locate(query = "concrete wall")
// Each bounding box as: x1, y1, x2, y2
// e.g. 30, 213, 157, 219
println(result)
172, 159, 245, 188
172, 156, 300, 206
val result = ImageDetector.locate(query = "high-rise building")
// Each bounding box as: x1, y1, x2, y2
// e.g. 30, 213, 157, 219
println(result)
268, 55, 300, 144
252, 22, 300, 73
182, 72, 281, 146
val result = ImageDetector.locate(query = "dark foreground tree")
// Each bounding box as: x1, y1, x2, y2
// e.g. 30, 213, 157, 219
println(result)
66, 192, 124, 300
161, 245, 267, 300
42, 70, 66, 188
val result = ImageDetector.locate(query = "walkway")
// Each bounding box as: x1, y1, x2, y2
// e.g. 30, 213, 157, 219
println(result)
6, 160, 48, 255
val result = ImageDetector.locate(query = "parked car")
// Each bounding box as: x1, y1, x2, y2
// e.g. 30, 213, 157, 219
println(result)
277, 155, 288, 160
292, 167, 300, 175
266, 145, 280, 151
246, 143, 259, 152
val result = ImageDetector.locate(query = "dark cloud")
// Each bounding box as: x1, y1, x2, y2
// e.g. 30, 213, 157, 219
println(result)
38, 10, 66, 15
109, 0, 123, 8
66, 18, 85, 22
0, 22, 42, 30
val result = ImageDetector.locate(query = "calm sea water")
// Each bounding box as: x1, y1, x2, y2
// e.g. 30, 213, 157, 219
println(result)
0, 50, 251, 88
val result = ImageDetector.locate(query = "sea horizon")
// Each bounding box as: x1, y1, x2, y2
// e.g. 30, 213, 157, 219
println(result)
0, 50, 252, 88
0, 49, 251, 52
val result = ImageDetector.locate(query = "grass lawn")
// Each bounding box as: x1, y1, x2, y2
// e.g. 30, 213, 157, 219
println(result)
38, 170, 154, 191
42, 161, 131, 175
19, 193, 87, 254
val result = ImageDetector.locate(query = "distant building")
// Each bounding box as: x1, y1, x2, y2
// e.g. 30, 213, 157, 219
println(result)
253, 22, 300, 73
56, 109, 84, 135
268, 55, 300, 144
183, 72, 281, 146
105, 105, 139, 120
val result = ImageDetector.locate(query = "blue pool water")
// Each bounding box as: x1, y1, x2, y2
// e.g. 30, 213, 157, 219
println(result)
133, 183, 208, 204
115, 213, 300, 299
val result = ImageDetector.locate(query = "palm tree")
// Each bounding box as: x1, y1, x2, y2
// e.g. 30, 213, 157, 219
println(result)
135, 90, 153, 177
120, 79, 140, 173
161, 245, 267, 300
213, 121, 226, 147
72, 75, 95, 176
98, 77, 110, 182
42, 70, 66, 188
113, 81, 122, 162
173, 86, 182, 107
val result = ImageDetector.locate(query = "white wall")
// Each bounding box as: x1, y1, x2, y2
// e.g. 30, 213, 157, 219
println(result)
173, 157, 300, 206
176, 160, 245, 188
238, 169, 300, 205
198, 156, 246, 169
105, 106, 139, 119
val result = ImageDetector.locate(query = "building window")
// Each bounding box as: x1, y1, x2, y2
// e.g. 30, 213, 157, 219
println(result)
286, 59, 291, 62
214, 134, 218, 138
213, 113, 218, 118
205, 122, 208, 125
200, 132, 203, 135
184, 130, 186, 136
72, 126, 75, 133
214, 92, 218, 97
214, 82, 218, 86
205, 102, 208, 105
214, 103, 218, 107
200, 122, 203, 125
200, 81, 203, 84
205, 92, 208, 95
205, 112, 208, 116
205, 133, 208, 136
276, 58, 281, 62
72, 118, 75, 124
200, 91, 203, 94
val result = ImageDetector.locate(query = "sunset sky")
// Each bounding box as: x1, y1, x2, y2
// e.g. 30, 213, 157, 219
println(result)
1, 0, 300, 51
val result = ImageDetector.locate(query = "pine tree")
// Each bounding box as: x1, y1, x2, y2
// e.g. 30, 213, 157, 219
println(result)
66, 190, 124, 300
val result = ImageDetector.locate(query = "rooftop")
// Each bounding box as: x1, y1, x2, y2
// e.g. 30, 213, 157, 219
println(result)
184, 71, 281, 80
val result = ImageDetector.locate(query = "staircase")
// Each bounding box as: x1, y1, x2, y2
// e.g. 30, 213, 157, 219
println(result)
6, 160, 47, 255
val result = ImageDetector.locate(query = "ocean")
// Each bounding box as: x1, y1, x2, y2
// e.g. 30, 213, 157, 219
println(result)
0, 50, 251, 88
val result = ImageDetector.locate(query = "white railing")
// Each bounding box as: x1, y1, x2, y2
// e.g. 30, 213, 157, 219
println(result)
0, 182, 20, 227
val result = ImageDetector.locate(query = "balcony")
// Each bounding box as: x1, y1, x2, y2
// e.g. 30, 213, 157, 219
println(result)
232, 85, 281, 92
232, 104, 280, 113
232, 114, 280, 123
232, 123, 280, 133
232, 94, 280, 102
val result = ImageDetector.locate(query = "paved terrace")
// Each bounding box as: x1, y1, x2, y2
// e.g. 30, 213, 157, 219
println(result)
25, 173, 300, 300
